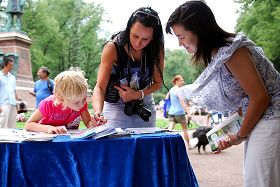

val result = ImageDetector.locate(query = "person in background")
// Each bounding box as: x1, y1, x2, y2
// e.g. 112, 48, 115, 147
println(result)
166, 1, 280, 186
93, 7, 164, 128
0, 56, 19, 128
25, 67, 106, 134
165, 75, 191, 148
29, 67, 54, 108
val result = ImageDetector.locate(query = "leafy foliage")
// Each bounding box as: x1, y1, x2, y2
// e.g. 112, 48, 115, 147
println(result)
21, 0, 106, 87
157, 49, 203, 101
235, 0, 280, 71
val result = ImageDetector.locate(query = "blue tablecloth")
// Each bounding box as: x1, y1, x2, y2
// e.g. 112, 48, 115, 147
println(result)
0, 133, 198, 187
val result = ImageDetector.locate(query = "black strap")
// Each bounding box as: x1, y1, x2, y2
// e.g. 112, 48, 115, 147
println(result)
47, 79, 53, 93
111, 41, 128, 79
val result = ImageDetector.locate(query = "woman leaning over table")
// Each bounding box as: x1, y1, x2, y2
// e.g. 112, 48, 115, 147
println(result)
93, 7, 164, 128
166, 1, 280, 187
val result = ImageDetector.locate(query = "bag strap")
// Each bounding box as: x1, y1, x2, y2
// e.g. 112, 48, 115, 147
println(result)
47, 79, 53, 93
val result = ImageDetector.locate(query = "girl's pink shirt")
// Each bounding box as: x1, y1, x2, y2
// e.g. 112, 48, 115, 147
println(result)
38, 95, 88, 126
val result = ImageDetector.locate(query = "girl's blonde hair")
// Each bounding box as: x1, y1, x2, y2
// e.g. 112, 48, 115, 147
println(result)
53, 67, 88, 107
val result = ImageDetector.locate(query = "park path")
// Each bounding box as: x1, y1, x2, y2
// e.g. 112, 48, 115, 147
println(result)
187, 137, 244, 187
156, 109, 243, 187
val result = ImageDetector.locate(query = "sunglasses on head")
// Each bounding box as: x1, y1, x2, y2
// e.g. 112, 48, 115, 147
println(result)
133, 10, 160, 26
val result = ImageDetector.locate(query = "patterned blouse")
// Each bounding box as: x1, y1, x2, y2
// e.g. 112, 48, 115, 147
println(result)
179, 33, 280, 120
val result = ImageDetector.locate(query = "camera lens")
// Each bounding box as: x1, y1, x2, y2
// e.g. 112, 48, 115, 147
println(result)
124, 100, 152, 122
136, 105, 151, 122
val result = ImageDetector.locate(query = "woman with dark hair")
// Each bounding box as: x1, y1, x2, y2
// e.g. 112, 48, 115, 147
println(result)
166, 1, 280, 186
93, 7, 164, 128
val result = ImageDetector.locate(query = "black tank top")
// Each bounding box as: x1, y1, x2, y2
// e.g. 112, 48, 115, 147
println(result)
104, 41, 153, 103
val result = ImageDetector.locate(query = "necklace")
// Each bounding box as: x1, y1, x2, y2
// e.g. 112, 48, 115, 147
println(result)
130, 49, 143, 62
127, 49, 146, 74
130, 50, 136, 61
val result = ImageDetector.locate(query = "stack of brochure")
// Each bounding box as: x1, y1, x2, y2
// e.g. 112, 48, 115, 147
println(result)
0, 129, 25, 143
206, 112, 243, 152
0, 129, 56, 143
70, 125, 117, 139
23, 132, 56, 141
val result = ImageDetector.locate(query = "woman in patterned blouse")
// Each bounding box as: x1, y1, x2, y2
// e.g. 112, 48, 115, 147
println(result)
166, 1, 280, 187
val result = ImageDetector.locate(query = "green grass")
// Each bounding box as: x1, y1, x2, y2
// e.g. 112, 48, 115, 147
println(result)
17, 122, 25, 129
17, 119, 199, 130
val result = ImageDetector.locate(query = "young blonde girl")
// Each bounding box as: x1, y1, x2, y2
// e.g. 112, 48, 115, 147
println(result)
25, 68, 105, 134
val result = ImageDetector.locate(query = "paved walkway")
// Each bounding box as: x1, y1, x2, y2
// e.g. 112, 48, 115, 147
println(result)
187, 141, 244, 187
156, 110, 244, 186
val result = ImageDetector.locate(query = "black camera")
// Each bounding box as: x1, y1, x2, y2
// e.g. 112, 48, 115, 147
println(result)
124, 100, 152, 122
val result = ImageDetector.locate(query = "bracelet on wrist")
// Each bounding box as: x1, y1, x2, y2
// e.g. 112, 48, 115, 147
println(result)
94, 112, 103, 118
236, 132, 247, 141
139, 90, 144, 100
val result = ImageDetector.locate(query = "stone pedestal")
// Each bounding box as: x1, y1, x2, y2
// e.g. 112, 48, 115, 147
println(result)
0, 32, 35, 109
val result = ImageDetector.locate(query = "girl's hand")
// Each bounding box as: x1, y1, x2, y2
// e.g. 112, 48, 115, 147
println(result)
114, 85, 140, 102
92, 112, 107, 126
47, 126, 67, 134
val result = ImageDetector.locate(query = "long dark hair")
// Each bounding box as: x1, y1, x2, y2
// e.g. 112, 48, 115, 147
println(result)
112, 7, 165, 81
166, 1, 236, 67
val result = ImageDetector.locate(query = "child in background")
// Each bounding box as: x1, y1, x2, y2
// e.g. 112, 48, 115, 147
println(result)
25, 67, 106, 134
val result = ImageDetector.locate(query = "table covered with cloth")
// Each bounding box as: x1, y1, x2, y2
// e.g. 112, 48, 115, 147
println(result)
0, 133, 198, 187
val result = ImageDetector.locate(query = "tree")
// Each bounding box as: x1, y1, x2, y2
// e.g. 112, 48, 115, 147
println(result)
235, 0, 280, 71
21, 0, 105, 87
153, 49, 203, 103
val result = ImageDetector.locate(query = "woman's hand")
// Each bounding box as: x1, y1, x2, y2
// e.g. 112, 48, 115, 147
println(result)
47, 126, 68, 134
114, 85, 141, 102
92, 112, 107, 126
214, 133, 243, 154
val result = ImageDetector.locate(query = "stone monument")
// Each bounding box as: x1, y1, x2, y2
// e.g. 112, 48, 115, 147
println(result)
0, 0, 35, 109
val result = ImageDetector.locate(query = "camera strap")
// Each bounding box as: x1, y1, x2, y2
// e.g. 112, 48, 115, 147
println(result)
127, 44, 146, 87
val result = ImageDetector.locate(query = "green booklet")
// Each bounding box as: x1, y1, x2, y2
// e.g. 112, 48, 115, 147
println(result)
206, 113, 243, 152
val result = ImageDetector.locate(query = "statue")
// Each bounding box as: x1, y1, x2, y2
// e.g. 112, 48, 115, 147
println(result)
5, 0, 25, 31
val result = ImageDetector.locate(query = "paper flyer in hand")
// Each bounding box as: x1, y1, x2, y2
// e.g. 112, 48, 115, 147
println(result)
206, 113, 243, 152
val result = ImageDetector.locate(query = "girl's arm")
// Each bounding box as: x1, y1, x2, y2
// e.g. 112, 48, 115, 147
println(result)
25, 110, 67, 134
219, 47, 270, 149
81, 109, 95, 128
178, 95, 190, 114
